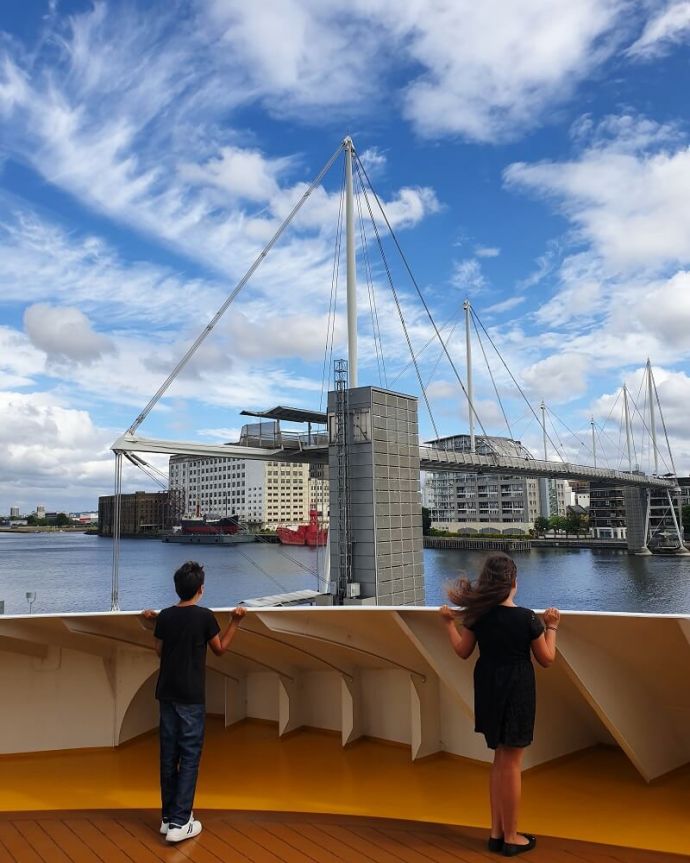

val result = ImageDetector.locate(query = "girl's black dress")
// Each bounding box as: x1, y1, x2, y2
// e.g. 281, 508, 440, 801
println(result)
465, 605, 544, 749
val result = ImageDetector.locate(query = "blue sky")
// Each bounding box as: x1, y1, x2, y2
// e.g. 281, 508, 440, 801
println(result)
2, 0, 690, 511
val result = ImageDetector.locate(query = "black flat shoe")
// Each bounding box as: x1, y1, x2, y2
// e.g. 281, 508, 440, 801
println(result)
502, 834, 536, 856
487, 836, 504, 852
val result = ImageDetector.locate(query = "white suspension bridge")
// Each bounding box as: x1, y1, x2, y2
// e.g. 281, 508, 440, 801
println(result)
109, 136, 685, 609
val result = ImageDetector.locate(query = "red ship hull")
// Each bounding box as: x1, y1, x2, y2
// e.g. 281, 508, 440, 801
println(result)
277, 510, 328, 547
180, 516, 240, 535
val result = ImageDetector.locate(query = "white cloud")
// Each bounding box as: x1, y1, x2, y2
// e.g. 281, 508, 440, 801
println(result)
505, 114, 690, 272
640, 271, 690, 349
179, 146, 293, 203
359, 147, 387, 176
475, 246, 500, 258
197, 427, 244, 442
451, 258, 487, 294
521, 352, 590, 402
24, 304, 115, 363
627, 1, 690, 58
0, 209, 226, 327
0, 325, 45, 388
206, 0, 633, 142
396, 0, 627, 140
534, 252, 606, 327
484, 296, 526, 315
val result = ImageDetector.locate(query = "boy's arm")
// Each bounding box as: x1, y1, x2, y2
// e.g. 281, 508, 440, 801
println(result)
140, 609, 162, 656
209, 607, 246, 656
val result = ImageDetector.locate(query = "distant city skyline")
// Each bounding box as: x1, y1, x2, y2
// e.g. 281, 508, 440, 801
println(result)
2, 2, 690, 509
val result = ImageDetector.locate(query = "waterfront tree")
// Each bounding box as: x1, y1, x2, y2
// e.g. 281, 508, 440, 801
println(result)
534, 516, 549, 537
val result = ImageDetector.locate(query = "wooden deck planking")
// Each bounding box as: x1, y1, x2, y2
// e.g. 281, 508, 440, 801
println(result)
0, 810, 686, 863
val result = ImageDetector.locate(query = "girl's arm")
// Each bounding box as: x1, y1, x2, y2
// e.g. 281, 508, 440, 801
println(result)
531, 607, 560, 667
439, 605, 477, 659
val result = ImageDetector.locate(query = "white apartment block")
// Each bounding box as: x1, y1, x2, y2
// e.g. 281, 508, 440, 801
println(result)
424, 435, 542, 535
169, 455, 328, 530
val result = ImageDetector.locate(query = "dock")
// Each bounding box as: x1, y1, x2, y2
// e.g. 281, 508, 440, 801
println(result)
423, 535, 531, 551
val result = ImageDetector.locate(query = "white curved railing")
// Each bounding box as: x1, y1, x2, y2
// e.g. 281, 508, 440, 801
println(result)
1, 607, 689, 781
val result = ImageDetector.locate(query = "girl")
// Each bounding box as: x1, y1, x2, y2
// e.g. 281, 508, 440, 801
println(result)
440, 553, 559, 857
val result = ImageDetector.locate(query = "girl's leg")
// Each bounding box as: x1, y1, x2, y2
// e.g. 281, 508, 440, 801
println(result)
489, 748, 503, 839
497, 745, 528, 846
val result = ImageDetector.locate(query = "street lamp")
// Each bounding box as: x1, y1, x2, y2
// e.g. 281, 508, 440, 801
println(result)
26, 592, 37, 614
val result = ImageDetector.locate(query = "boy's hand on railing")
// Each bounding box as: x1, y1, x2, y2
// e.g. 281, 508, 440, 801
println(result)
439, 604, 456, 622
231, 606, 247, 623
139, 609, 158, 630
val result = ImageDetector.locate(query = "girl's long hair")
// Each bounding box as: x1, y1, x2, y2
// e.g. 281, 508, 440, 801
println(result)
446, 553, 517, 627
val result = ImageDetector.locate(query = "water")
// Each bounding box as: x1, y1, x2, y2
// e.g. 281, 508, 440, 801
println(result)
0, 532, 689, 616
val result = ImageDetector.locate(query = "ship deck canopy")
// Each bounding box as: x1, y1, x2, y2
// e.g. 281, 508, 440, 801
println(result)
240, 406, 327, 425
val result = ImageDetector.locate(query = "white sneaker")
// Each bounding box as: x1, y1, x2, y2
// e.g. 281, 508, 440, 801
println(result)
161, 811, 191, 834
166, 818, 202, 843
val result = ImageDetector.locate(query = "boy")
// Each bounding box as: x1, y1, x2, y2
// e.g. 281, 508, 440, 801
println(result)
142, 560, 246, 844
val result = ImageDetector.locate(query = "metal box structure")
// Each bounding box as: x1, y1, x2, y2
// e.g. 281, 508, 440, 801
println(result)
328, 385, 424, 604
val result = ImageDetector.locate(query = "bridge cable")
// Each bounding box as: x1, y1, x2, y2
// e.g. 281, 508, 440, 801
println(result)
389, 302, 464, 387
353, 158, 440, 440
541, 406, 596, 462
251, 534, 326, 586
595, 389, 624, 469
127, 141, 345, 436
470, 313, 514, 440
319, 159, 346, 412
354, 152, 494, 449
543, 406, 569, 463
651, 365, 678, 476
469, 307, 562, 457
423, 319, 462, 391
354, 169, 388, 388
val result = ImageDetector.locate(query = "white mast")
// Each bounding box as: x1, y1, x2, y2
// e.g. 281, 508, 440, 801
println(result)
541, 401, 548, 460
647, 359, 659, 475
591, 417, 597, 467
464, 299, 475, 453
623, 384, 634, 472
344, 137, 357, 388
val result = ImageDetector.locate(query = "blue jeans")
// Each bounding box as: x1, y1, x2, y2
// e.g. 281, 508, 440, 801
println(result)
159, 701, 205, 827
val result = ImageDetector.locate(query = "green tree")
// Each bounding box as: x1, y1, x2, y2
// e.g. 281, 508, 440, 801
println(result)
548, 515, 567, 536
422, 507, 432, 535
534, 516, 549, 537
55, 512, 71, 527
566, 512, 587, 538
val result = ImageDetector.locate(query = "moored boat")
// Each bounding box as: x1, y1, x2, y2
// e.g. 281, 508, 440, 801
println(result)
179, 515, 241, 535
277, 508, 328, 546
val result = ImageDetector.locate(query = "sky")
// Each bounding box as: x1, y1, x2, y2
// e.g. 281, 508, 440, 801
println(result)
2, 0, 690, 512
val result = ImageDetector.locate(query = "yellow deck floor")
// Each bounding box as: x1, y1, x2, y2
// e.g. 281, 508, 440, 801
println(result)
1, 718, 689, 858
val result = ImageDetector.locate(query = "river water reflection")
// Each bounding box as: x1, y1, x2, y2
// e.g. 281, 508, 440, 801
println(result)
0, 532, 689, 616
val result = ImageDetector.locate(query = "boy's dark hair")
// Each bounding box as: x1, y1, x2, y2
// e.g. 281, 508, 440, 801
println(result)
174, 560, 205, 600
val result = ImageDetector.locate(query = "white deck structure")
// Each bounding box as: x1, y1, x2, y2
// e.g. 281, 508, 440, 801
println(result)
1, 607, 689, 783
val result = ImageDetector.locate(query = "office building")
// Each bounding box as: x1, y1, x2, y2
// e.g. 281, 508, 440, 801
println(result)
168, 455, 329, 530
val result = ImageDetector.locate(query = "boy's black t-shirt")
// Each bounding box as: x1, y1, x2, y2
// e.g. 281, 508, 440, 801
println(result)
154, 605, 220, 704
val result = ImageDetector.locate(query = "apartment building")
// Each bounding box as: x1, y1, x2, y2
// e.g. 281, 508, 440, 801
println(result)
423, 435, 541, 535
